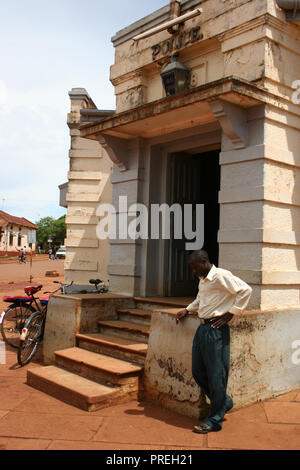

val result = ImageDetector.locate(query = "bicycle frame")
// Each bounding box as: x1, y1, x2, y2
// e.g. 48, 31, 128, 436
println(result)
19, 281, 74, 342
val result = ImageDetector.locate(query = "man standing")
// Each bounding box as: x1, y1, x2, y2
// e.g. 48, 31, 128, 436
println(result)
176, 250, 252, 434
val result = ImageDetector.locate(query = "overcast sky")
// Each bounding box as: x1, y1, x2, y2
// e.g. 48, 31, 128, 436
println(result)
0, 0, 167, 223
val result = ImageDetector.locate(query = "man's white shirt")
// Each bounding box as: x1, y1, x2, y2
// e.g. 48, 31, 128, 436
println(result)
186, 265, 252, 319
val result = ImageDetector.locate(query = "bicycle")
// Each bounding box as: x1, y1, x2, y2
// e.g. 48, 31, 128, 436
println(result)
18, 253, 26, 263
0, 285, 43, 348
90, 279, 109, 293
77, 279, 109, 294
17, 281, 73, 366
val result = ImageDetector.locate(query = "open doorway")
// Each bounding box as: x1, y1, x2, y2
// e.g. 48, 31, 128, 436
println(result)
167, 149, 221, 297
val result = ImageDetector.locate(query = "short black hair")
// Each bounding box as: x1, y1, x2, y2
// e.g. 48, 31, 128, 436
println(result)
189, 250, 210, 264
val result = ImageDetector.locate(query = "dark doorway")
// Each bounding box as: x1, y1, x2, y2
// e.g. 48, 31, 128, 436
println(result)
167, 149, 220, 297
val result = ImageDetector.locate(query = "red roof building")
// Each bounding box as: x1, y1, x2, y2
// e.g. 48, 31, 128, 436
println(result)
0, 210, 38, 256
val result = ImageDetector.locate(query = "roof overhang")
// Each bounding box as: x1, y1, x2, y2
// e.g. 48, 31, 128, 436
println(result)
79, 77, 269, 141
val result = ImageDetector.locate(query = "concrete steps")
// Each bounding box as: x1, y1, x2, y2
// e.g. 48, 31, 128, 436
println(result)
76, 333, 148, 365
116, 308, 151, 325
55, 347, 143, 386
27, 366, 135, 412
98, 319, 150, 342
26, 299, 181, 412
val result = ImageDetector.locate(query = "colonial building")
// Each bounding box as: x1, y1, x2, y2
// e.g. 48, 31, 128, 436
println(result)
0, 210, 37, 256
32, 0, 300, 417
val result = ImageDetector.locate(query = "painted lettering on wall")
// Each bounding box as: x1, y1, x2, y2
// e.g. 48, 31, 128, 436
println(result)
152, 27, 203, 61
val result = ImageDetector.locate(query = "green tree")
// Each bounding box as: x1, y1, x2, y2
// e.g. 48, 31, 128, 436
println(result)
36, 216, 66, 250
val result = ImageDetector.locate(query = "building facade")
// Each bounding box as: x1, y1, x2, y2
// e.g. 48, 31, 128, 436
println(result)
0, 210, 37, 256
56, 0, 300, 413
66, 0, 300, 308
63, 89, 113, 285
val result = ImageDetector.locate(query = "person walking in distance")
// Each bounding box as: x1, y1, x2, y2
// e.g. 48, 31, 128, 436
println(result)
17, 248, 24, 263
176, 250, 252, 434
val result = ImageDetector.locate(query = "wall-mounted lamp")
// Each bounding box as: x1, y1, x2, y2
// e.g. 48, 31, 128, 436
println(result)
160, 53, 191, 96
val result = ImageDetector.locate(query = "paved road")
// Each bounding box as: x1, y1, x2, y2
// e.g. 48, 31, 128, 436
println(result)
0, 259, 64, 312
0, 345, 299, 450
0, 258, 64, 283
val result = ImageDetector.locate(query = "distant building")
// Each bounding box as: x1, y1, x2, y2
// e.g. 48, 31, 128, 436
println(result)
58, 182, 68, 209
0, 210, 38, 256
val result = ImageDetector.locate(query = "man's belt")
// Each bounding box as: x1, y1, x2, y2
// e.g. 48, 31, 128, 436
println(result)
200, 317, 217, 325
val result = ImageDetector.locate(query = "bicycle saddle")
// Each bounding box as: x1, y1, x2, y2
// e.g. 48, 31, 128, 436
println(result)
89, 279, 102, 286
24, 285, 43, 295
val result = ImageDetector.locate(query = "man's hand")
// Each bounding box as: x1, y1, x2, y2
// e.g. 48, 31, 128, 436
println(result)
210, 312, 233, 328
176, 309, 188, 324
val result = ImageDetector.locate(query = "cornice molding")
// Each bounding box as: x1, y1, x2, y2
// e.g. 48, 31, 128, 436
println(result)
217, 12, 300, 43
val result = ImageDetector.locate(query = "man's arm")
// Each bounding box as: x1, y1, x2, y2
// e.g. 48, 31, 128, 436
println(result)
176, 293, 200, 322
186, 297, 200, 313
219, 271, 252, 315
176, 277, 201, 323
210, 271, 252, 329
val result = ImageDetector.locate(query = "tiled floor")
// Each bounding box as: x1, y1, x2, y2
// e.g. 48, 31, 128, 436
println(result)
0, 346, 299, 451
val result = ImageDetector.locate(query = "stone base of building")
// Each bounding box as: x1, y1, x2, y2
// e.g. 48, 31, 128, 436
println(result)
42, 295, 300, 417
43, 293, 135, 364
143, 307, 300, 418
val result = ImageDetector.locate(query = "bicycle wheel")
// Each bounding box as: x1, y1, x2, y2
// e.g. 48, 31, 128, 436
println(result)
0, 304, 36, 348
17, 311, 45, 366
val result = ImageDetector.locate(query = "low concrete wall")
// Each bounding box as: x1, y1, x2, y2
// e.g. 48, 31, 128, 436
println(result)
143, 308, 300, 418
43, 293, 135, 364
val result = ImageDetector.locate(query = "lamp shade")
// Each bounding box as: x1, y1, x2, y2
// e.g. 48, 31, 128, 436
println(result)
160, 53, 191, 96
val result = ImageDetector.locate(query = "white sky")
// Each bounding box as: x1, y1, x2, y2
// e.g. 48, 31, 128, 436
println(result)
0, 0, 167, 223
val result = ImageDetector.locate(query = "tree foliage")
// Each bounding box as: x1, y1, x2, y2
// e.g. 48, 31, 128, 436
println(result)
36, 216, 66, 249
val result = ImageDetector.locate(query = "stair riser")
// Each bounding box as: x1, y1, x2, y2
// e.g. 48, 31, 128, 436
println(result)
88, 390, 141, 412
27, 371, 139, 412
117, 312, 151, 326
98, 325, 149, 343
77, 338, 146, 366
55, 354, 141, 387
135, 302, 167, 311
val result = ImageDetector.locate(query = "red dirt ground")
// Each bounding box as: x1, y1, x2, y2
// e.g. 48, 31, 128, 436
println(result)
0, 256, 64, 313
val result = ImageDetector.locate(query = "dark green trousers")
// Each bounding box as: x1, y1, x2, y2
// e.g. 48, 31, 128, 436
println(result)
192, 322, 233, 429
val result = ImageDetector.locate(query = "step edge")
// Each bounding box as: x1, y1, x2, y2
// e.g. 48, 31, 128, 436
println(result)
54, 349, 143, 376
27, 367, 121, 404
97, 321, 150, 335
76, 334, 147, 356
117, 308, 152, 317
134, 297, 187, 307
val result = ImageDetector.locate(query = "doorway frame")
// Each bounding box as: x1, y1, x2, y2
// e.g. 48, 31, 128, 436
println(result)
143, 123, 222, 297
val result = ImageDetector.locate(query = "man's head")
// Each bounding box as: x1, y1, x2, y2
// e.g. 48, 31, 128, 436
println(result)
189, 250, 212, 278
